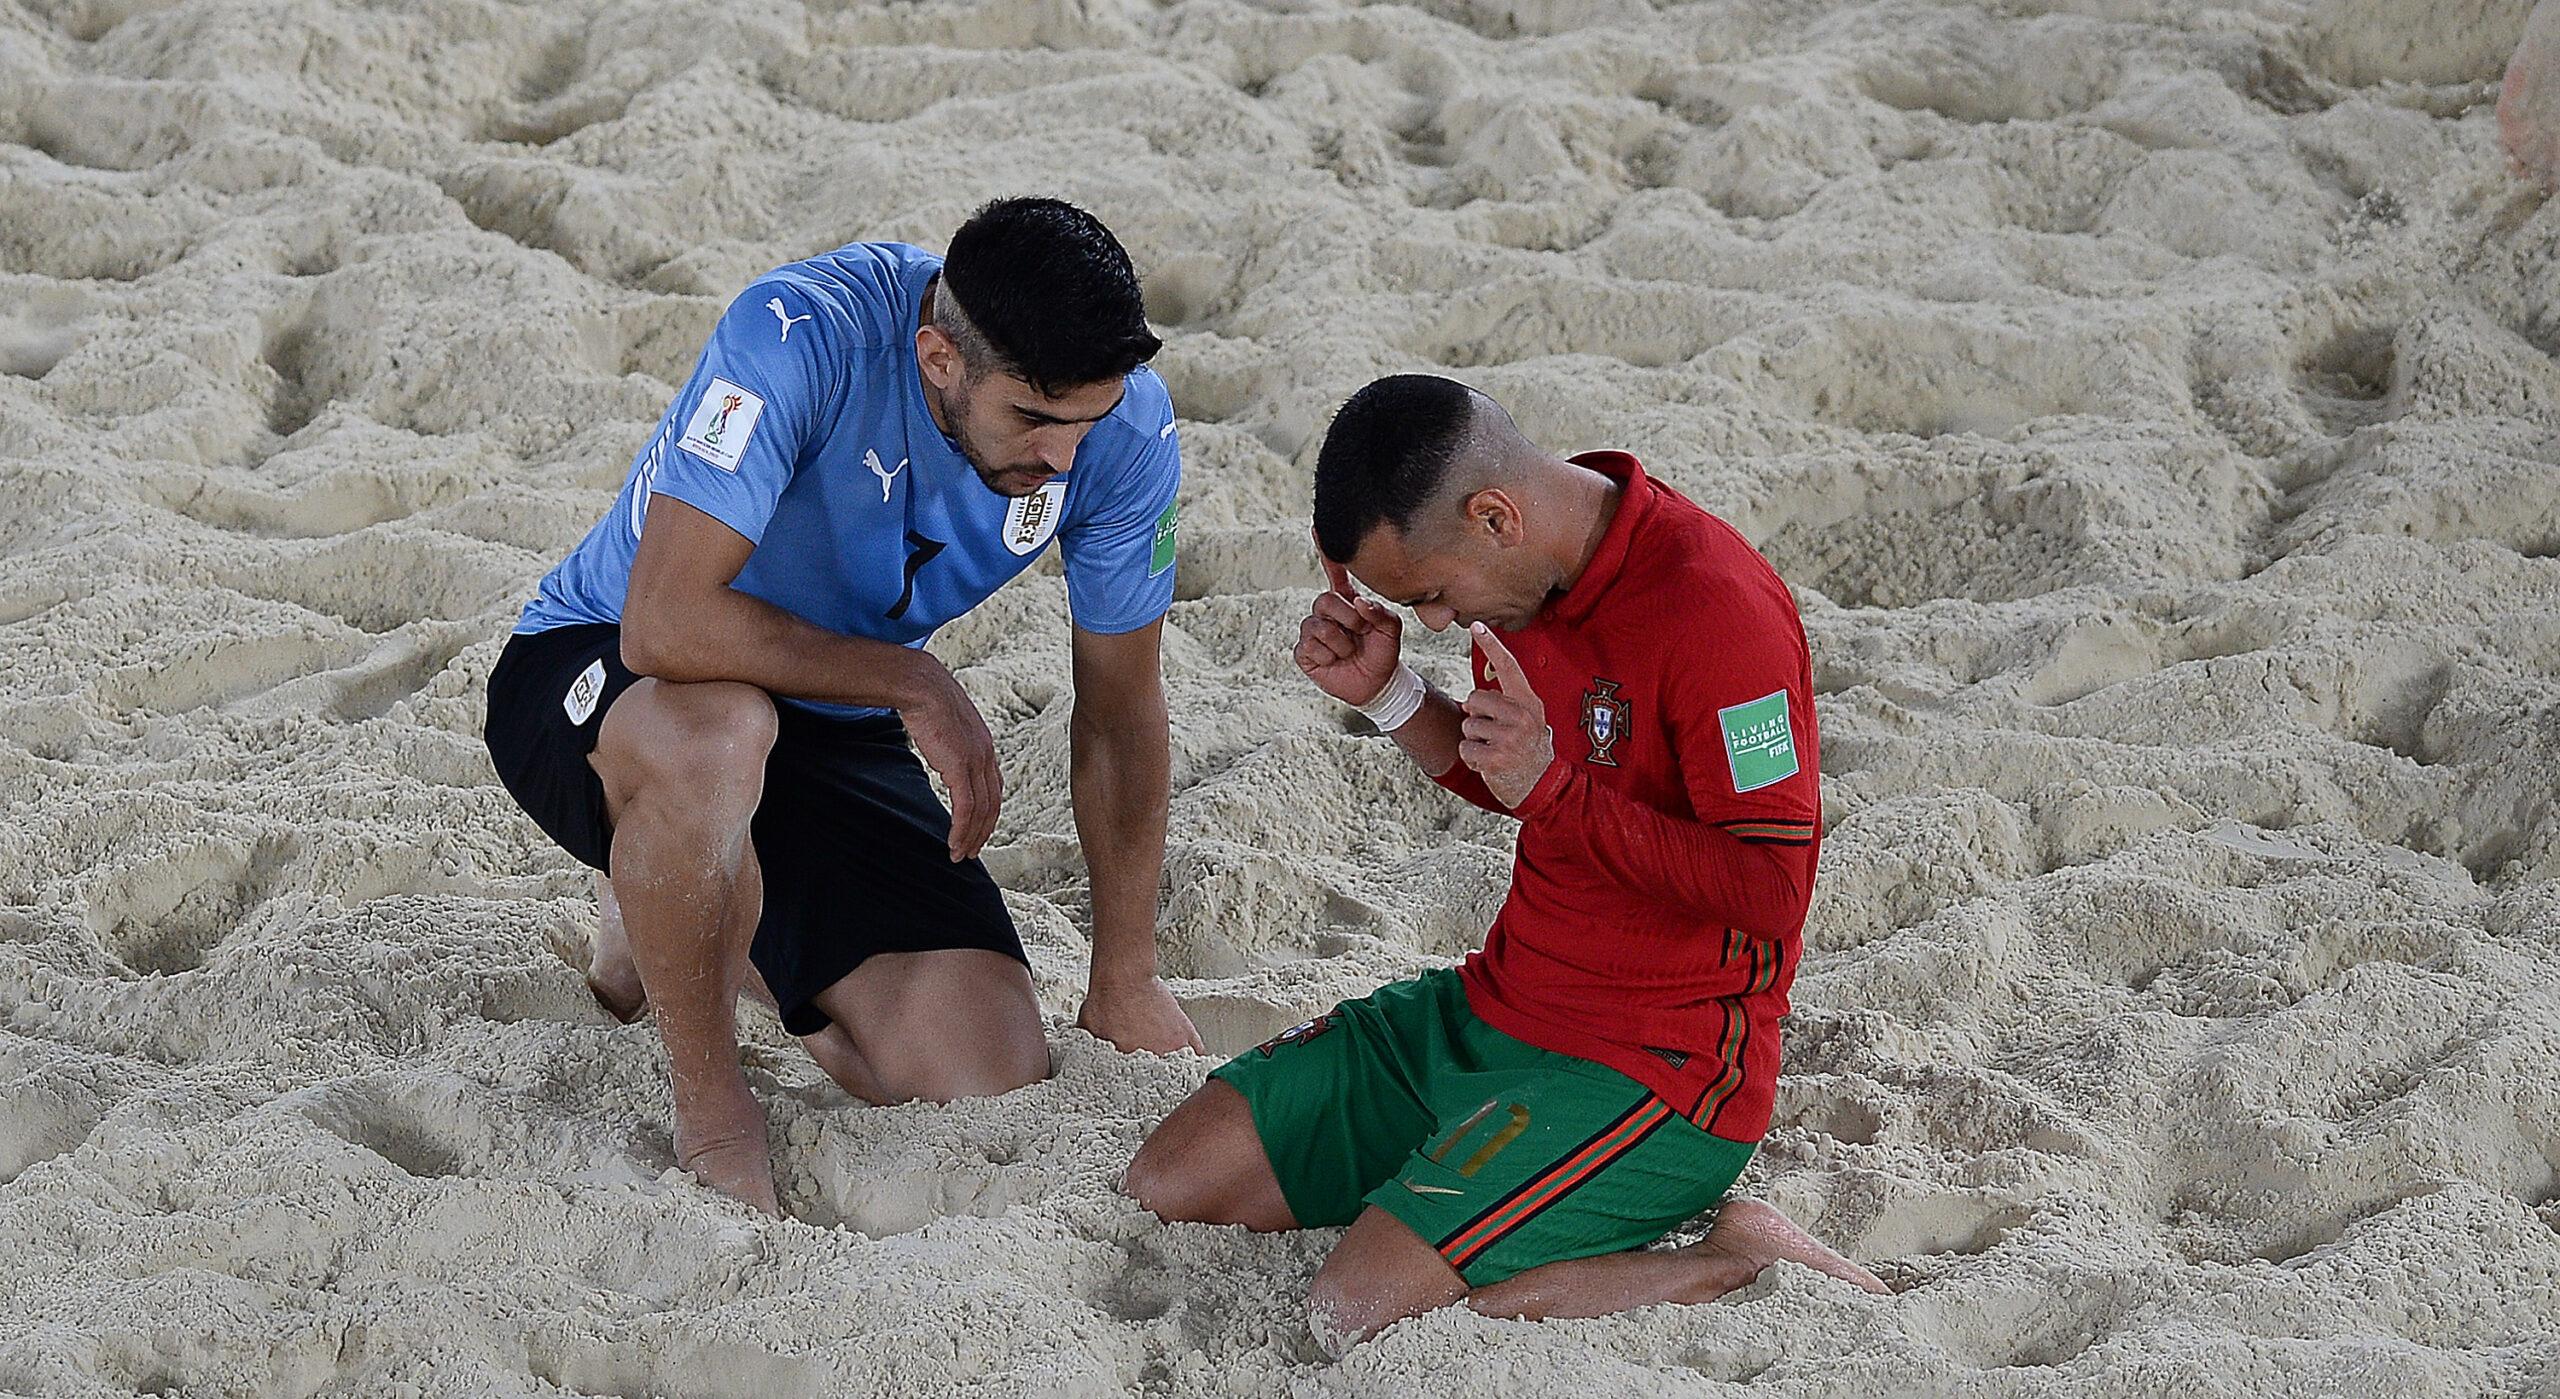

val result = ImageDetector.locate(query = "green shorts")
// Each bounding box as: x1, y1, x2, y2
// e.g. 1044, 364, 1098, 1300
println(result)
1210, 968, 1754, 1287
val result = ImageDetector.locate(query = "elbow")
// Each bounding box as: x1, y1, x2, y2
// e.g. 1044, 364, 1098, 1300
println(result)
1684, 856, 1813, 940
618, 604, 695, 681
1734, 912, 1807, 942
1732, 882, 1814, 942
1070, 693, 1169, 749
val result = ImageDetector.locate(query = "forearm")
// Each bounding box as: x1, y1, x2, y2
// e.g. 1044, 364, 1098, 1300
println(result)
1525, 768, 1815, 937
1386, 686, 1528, 813
1072, 700, 1172, 986
1386, 685, 1464, 778
622, 581, 941, 710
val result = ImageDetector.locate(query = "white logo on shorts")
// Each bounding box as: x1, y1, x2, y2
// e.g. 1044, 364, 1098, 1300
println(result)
563, 659, 607, 726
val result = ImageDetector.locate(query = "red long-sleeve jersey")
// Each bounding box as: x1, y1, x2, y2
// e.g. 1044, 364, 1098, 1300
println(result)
1439, 452, 1819, 1143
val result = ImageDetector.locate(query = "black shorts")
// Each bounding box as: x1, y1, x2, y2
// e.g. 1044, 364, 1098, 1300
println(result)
482, 622, 1026, 1036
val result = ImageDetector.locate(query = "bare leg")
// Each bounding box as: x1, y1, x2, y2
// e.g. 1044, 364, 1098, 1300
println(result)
1472, 1199, 1889, 1321
1306, 1199, 1887, 1356
587, 872, 646, 1022
609, 885, 889, 1105
794, 1023, 890, 1105
589, 677, 781, 1215
808, 949, 1050, 1104
741, 965, 889, 1105
1122, 1079, 1297, 1231
1306, 1209, 1468, 1356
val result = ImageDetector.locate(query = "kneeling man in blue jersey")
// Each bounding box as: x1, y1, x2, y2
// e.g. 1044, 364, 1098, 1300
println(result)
483, 198, 1203, 1213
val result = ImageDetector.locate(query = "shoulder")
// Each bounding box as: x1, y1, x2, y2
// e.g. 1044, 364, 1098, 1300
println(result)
1076, 367, 1180, 476
739, 242, 938, 352
1633, 487, 1804, 654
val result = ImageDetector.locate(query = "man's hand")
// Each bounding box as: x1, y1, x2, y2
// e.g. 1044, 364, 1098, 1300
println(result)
1077, 976, 1207, 1055
1461, 623, 1554, 809
1297, 556, 1404, 707
899, 658, 1002, 860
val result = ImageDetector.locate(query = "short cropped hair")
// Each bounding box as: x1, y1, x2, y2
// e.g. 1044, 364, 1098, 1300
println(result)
1312, 374, 1477, 563
940, 197, 1162, 394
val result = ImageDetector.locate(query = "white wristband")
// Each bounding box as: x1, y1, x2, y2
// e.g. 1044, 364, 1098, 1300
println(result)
1354, 663, 1427, 732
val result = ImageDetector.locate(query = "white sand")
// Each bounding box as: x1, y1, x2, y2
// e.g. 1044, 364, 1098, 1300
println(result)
4, 0, 2558, 1393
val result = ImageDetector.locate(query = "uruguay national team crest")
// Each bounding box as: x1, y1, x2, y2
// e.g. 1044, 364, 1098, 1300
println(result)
1581, 677, 1630, 767
1002, 477, 1069, 556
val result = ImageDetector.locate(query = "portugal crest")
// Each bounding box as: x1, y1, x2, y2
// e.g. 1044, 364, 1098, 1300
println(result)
1581, 678, 1630, 767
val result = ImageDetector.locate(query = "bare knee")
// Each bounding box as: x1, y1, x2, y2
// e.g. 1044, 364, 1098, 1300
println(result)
1122, 1080, 1293, 1228
1122, 1126, 1202, 1219
901, 1029, 1049, 1105
838, 952, 1051, 1104
1307, 1265, 1440, 1359
1306, 1209, 1470, 1356
1124, 1139, 1238, 1226
595, 680, 777, 825
1304, 1270, 1371, 1358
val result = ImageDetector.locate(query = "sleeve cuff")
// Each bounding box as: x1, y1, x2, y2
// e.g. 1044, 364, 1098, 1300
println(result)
1508, 758, 1577, 821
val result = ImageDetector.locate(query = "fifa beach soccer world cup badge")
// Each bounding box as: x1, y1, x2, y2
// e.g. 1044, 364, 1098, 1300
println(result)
1581, 678, 1630, 767
677, 377, 764, 473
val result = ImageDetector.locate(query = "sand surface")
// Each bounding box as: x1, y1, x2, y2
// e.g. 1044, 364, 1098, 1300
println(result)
5, 0, 2560, 1394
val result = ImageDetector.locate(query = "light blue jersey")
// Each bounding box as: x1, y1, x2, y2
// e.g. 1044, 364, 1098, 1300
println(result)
517, 242, 1180, 717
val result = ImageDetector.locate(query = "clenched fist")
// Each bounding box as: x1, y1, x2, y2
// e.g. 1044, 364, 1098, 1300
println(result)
1297, 557, 1405, 708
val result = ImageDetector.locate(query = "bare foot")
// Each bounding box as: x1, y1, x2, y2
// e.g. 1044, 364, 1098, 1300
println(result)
672, 1076, 781, 1217
1695, 1199, 1890, 1294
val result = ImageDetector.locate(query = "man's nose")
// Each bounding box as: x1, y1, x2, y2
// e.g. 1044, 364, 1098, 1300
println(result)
1035, 427, 1084, 471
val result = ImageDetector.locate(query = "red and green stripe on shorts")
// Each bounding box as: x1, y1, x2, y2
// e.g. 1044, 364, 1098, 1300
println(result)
1434, 1094, 1677, 1273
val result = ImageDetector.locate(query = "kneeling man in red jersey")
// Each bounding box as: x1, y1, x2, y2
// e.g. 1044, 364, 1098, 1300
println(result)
1123, 374, 1888, 1353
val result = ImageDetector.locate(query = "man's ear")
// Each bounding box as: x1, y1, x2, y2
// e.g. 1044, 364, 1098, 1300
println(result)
916, 323, 964, 392
1466, 487, 1526, 545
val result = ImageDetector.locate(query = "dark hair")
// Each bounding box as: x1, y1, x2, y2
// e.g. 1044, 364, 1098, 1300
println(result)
1312, 374, 1476, 562
939, 197, 1161, 394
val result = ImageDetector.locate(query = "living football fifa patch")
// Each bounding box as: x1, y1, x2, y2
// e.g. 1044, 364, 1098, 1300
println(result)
1149, 498, 1178, 577
1718, 689, 1798, 792
677, 377, 764, 472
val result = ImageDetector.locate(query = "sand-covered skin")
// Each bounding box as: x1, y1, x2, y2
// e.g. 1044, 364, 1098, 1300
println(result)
3, 0, 2558, 1394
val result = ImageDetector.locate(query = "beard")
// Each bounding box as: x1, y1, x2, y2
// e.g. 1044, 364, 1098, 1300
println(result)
939, 374, 1055, 498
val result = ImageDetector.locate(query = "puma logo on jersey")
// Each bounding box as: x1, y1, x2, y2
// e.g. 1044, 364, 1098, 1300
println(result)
865, 448, 906, 502
768, 297, 813, 342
